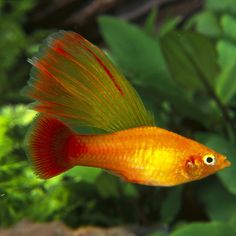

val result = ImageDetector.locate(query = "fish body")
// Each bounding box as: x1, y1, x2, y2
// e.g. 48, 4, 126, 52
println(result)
30, 115, 229, 186
25, 31, 230, 186
70, 126, 229, 186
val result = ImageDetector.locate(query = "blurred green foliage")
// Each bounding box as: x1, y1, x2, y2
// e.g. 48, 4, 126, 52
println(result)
1, 0, 236, 235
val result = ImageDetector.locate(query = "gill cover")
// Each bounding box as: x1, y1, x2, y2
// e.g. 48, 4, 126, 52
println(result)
25, 31, 155, 132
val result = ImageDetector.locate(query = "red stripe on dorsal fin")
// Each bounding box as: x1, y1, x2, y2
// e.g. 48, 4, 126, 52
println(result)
53, 40, 71, 58
84, 46, 124, 95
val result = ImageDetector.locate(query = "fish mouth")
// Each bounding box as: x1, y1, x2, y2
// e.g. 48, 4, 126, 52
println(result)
223, 157, 231, 168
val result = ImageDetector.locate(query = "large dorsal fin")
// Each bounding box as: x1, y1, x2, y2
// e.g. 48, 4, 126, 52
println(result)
25, 31, 155, 132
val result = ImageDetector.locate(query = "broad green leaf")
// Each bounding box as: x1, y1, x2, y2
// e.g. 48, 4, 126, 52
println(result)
221, 14, 236, 40
205, 0, 236, 14
170, 222, 236, 236
160, 186, 183, 224
198, 179, 236, 221
99, 16, 172, 87
217, 40, 236, 69
160, 30, 219, 91
216, 57, 236, 104
192, 11, 221, 37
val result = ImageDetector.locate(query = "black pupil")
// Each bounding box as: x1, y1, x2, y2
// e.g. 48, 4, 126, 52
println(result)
206, 157, 213, 163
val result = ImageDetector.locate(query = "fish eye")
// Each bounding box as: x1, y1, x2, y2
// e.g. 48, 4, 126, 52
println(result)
203, 154, 216, 166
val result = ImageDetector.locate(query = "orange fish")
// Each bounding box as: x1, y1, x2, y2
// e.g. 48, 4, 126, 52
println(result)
25, 31, 230, 186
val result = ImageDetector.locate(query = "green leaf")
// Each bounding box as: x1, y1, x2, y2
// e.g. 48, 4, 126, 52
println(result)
221, 14, 236, 40
144, 8, 158, 36
170, 222, 236, 236
192, 11, 221, 37
160, 186, 183, 224
99, 16, 171, 87
216, 57, 236, 104
160, 30, 219, 91
217, 40, 236, 69
198, 179, 236, 222
205, 0, 236, 14
159, 17, 181, 36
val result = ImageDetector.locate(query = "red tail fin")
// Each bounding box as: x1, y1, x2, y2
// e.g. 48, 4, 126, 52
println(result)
27, 115, 74, 179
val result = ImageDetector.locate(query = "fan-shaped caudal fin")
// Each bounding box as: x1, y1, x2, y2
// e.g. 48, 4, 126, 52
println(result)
26, 115, 74, 179
25, 31, 155, 132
